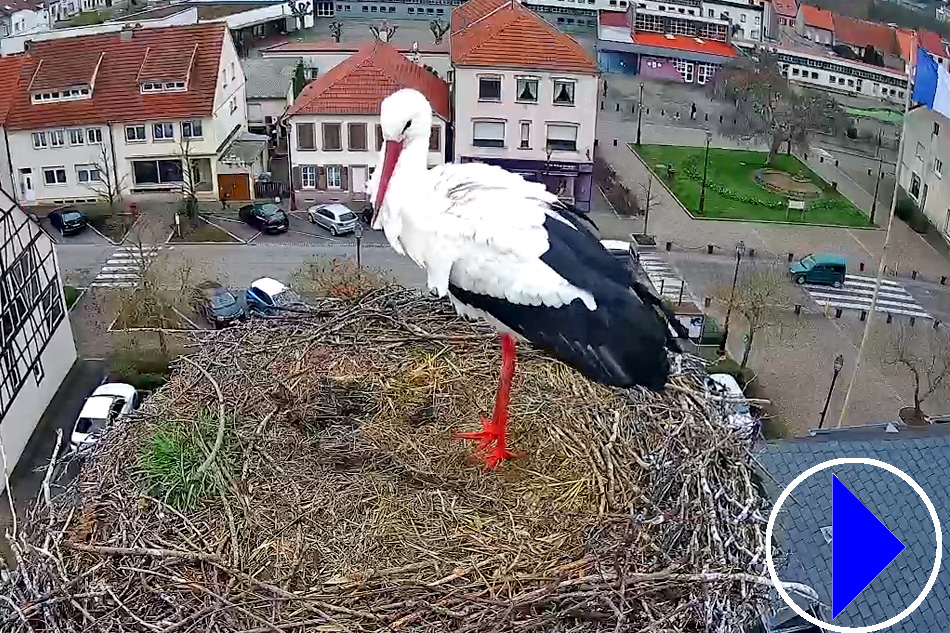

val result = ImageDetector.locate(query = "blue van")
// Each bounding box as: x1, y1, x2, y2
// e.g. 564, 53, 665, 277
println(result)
789, 253, 847, 288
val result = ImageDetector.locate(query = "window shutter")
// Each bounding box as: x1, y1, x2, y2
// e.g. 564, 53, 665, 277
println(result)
376, 124, 383, 151
292, 166, 301, 189
341, 166, 349, 190
317, 165, 327, 190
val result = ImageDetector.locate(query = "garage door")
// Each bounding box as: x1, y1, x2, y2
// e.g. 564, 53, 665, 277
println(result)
218, 174, 251, 201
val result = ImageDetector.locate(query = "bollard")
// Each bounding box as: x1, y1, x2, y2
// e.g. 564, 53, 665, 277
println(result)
819, 156, 824, 163
678, 285, 685, 304
936, 320, 941, 329
794, 304, 802, 315
616, 103, 620, 111
707, 244, 714, 254
748, 248, 755, 258
661, 109, 665, 116
704, 297, 711, 308
719, 114, 723, 123
910, 316, 916, 327
613, 139, 617, 146
645, 108, 649, 115
832, 181, 837, 190
868, 168, 873, 176
859, 262, 865, 272
788, 252, 794, 263
632, 103, 636, 113
887, 313, 893, 324
860, 310, 867, 321
666, 241, 672, 251
705, 113, 708, 121
733, 119, 736, 126
912, 270, 918, 280
942, 276, 947, 285
835, 308, 842, 319
659, 279, 665, 295
835, 159, 839, 167
594, 139, 599, 147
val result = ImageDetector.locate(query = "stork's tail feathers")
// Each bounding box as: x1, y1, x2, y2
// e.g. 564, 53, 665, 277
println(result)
631, 280, 688, 354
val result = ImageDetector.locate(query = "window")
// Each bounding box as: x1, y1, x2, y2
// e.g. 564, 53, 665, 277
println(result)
546, 124, 578, 152
755, 15, 760, 24
792, 67, 800, 76
935, 158, 943, 177
376, 124, 384, 151
132, 159, 184, 185
76, 164, 101, 183
516, 77, 538, 102
31, 132, 47, 149
472, 120, 505, 148
553, 79, 575, 105
125, 125, 146, 142
67, 128, 84, 145
86, 127, 102, 144
230, 62, 235, 82
229, 97, 238, 114
707, 8, 713, 15
520, 121, 531, 149
322, 123, 342, 151
297, 123, 316, 150
740, 13, 746, 21
301, 165, 316, 188
348, 122, 367, 150
42, 167, 67, 185
478, 76, 501, 101
935, 122, 941, 136
429, 125, 441, 152
326, 164, 342, 189
49, 130, 64, 148
182, 120, 203, 139
222, 69, 228, 87
811, 71, 818, 79
153, 123, 174, 140
916, 142, 925, 159
911, 172, 921, 198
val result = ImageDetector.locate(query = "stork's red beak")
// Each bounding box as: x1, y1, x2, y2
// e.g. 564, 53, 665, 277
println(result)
372, 139, 403, 226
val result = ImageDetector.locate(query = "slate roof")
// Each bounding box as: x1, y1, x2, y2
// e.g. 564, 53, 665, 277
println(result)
243, 57, 296, 100
285, 42, 450, 120
4, 23, 226, 131
450, 0, 598, 73
758, 424, 950, 631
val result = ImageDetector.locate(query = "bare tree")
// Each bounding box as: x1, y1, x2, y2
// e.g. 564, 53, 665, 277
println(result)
328, 20, 342, 43
85, 142, 128, 216
637, 175, 660, 235
178, 138, 199, 220
707, 50, 846, 164
286, 0, 311, 30
874, 322, 950, 421
370, 20, 397, 42
429, 19, 448, 44
708, 262, 796, 367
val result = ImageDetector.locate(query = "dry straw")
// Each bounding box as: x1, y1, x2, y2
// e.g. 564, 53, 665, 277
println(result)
1, 283, 776, 633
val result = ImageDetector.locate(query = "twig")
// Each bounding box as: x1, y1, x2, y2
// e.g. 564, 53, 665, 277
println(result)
66, 542, 222, 563
180, 354, 226, 476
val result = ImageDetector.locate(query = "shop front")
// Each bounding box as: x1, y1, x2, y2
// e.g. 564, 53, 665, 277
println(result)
459, 156, 594, 212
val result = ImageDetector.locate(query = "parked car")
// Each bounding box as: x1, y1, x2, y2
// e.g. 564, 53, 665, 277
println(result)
705, 373, 756, 434
191, 281, 246, 328
306, 203, 359, 235
245, 277, 309, 316
238, 202, 289, 234
48, 206, 88, 236
789, 253, 847, 288
70, 382, 139, 452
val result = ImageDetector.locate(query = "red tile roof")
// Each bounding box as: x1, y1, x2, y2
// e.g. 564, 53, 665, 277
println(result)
28, 50, 103, 91
771, 0, 797, 18
0, 56, 24, 123
450, 0, 598, 73
286, 42, 451, 120
599, 10, 629, 27
799, 4, 833, 31
5, 23, 227, 131
451, 0, 507, 34
833, 15, 899, 56
137, 43, 198, 81
917, 29, 945, 58
632, 32, 737, 57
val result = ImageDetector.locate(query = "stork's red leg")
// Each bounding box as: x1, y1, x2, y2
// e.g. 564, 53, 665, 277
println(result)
456, 333, 523, 469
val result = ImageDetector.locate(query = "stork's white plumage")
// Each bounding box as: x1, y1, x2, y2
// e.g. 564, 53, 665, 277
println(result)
370, 89, 682, 468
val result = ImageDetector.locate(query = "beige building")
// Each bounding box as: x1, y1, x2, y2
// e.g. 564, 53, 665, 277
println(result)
0, 185, 76, 494
899, 108, 950, 241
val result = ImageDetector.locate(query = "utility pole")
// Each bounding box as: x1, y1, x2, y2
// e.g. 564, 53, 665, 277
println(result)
636, 82, 644, 146
870, 151, 884, 225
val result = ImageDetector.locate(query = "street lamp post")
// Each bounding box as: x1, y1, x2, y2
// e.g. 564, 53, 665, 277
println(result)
818, 354, 846, 429
355, 222, 364, 269
699, 131, 713, 214
636, 82, 644, 146
870, 151, 884, 225
718, 240, 746, 357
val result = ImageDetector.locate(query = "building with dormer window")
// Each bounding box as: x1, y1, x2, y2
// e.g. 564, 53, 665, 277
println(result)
2, 22, 259, 206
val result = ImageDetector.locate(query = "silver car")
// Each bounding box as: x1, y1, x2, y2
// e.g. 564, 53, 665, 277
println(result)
306, 203, 358, 236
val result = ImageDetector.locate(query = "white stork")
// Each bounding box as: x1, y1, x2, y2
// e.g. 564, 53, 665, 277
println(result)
369, 88, 684, 469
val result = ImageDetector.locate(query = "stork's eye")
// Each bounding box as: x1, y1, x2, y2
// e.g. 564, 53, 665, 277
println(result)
402, 120, 412, 133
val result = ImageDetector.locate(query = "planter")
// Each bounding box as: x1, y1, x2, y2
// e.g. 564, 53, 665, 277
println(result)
898, 406, 928, 426
631, 233, 657, 253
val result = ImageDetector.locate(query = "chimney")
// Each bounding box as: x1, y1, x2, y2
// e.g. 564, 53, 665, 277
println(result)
120, 25, 134, 40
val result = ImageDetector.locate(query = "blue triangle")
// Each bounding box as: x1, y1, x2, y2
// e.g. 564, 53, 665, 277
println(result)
832, 474, 906, 619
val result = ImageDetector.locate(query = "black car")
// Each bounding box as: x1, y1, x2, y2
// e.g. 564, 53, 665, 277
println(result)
191, 281, 246, 328
48, 206, 88, 236
238, 202, 289, 234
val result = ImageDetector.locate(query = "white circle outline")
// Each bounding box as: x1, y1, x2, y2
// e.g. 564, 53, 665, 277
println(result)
765, 457, 942, 633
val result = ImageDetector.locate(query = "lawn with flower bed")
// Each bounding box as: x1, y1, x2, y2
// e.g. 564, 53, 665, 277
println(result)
632, 144, 872, 227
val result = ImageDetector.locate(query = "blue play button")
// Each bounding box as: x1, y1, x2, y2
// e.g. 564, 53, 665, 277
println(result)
833, 474, 906, 619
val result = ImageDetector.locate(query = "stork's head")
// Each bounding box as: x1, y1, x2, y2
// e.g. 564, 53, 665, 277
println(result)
372, 88, 433, 225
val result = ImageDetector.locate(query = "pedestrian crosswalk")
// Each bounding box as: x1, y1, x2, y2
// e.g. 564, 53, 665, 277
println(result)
90, 245, 162, 288
637, 252, 693, 303
802, 274, 931, 320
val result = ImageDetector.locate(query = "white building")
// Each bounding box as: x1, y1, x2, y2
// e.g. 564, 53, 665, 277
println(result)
243, 57, 296, 139
452, 0, 599, 210
0, 0, 49, 38
285, 41, 449, 207
899, 108, 950, 241
3, 23, 261, 206
0, 184, 77, 495
701, 0, 764, 41
937, 4, 950, 23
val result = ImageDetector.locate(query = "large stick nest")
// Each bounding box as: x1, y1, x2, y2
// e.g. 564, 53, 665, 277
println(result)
2, 286, 773, 632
